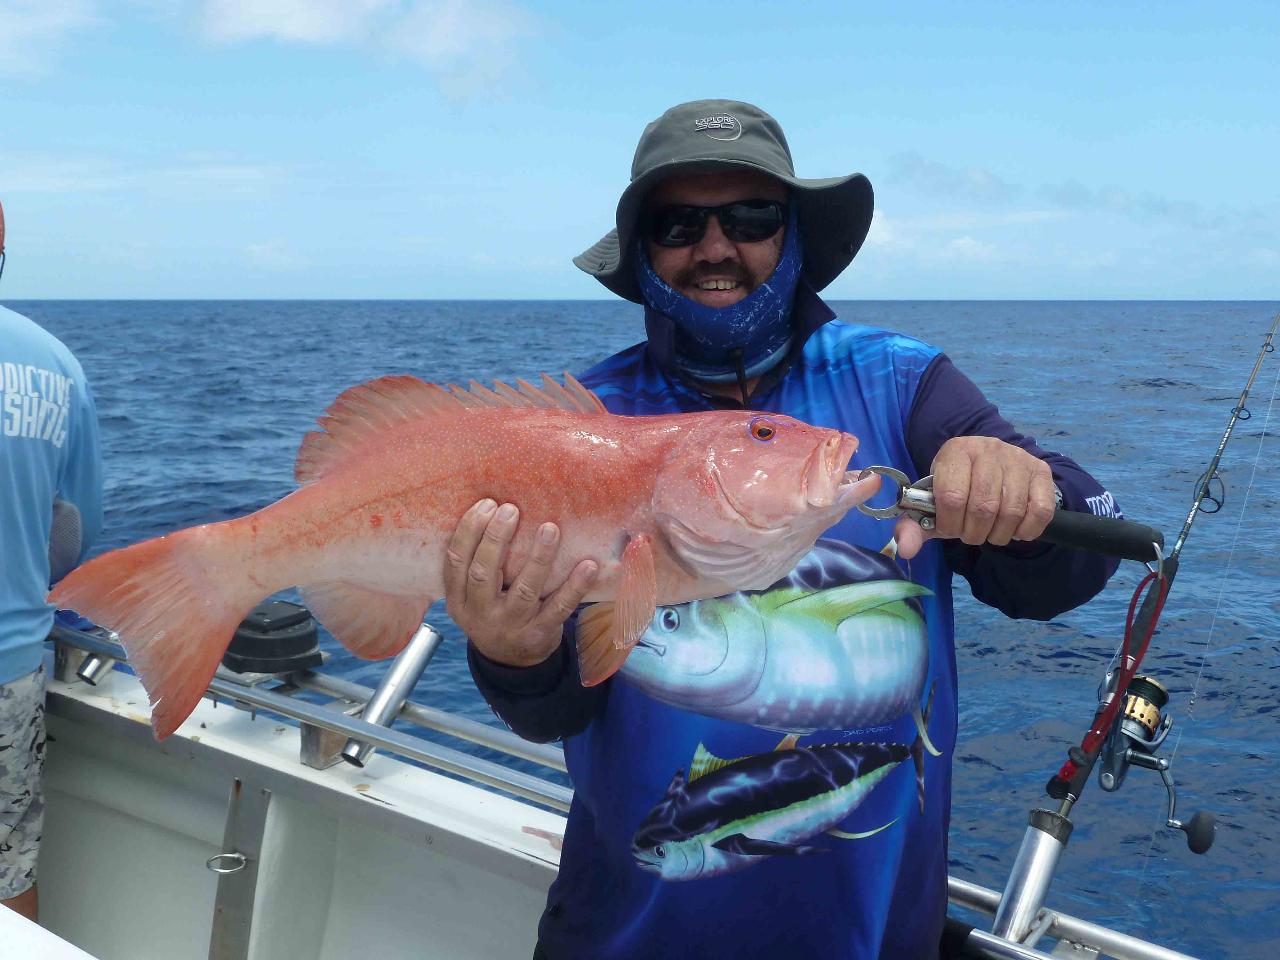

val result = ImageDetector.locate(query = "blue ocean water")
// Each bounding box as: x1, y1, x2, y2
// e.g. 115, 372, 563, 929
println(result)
11, 299, 1279, 958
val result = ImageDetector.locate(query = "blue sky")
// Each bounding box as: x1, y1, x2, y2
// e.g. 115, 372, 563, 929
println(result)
1, 1, 1277, 299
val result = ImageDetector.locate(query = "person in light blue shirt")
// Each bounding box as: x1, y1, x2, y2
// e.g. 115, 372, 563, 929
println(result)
0, 201, 104, 921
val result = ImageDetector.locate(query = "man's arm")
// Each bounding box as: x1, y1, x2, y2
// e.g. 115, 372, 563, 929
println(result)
905, 354, 1120, 620
467, 626, 607, 744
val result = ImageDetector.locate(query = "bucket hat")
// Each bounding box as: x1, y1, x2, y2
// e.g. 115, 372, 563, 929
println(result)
574, 99, 874, 304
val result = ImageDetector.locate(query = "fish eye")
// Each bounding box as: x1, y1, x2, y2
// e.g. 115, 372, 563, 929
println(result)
658, 608, 680, 632
749, 417, 777, 443
655, 845, 666, 858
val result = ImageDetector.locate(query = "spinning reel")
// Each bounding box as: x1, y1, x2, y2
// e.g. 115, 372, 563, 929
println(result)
1096, 673, 1216, 854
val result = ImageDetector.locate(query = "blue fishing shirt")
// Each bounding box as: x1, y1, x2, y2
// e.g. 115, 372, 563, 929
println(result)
470, 288, 1119, 959
0, 306, 103, 684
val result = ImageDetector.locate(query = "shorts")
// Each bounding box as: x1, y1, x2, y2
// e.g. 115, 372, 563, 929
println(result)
0, 666, 45, 900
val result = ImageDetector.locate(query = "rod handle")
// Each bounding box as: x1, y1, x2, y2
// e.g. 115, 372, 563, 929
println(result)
1038, 511, 1164, 563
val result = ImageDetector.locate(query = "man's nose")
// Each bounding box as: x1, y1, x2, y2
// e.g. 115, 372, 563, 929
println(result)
690, 213, 736, 262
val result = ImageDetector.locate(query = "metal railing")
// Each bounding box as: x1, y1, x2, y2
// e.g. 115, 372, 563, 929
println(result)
48, 621, 570, 810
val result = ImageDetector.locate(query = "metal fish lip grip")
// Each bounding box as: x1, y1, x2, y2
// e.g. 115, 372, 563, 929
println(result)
853, 464, 1164, 564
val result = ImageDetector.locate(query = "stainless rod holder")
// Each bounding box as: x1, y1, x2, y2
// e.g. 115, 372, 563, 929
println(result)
991, 809, 1072, 943
75, 652, 117, 685
341, 623, 443, 768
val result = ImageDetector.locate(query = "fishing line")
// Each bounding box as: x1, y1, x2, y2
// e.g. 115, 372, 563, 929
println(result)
1138, 326, 1280, 879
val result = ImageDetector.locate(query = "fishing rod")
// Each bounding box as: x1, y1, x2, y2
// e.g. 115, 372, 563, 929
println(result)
984, 311, 1280, 949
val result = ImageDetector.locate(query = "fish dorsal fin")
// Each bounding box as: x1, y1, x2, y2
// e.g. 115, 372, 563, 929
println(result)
295, 375, 464, 484
449, 373, 606, 414
296, 372, 606, 484
775, 580, 933, 624
689, 742, 734, 782
689, 734, 798, 782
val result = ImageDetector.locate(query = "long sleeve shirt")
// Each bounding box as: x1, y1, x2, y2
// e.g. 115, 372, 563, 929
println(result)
468, 289, 1119, 959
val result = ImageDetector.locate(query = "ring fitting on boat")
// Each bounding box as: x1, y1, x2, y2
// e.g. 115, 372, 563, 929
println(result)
206, 852, 248, 874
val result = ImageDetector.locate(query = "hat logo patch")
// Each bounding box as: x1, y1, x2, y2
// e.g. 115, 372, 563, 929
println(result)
694, 115, 742, 141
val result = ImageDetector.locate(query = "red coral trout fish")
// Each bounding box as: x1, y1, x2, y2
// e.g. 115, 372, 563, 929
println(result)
50, 374, 880, 739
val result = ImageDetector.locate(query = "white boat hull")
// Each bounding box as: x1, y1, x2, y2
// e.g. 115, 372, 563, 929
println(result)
39, 668, 560, 960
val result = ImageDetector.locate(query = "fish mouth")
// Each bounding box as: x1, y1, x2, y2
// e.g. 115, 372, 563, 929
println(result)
708, 431, 877, 531
633, 854, 662, 873
805, 433, 869, 508
635, 635, 667, 656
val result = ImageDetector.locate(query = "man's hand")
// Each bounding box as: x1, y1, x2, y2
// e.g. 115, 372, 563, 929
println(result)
444, 499, 599, 668
894, 437, 1057, 560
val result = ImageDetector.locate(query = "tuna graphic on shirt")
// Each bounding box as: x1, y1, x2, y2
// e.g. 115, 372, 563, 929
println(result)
618, 540, 938, 751
631, 727, 929, 882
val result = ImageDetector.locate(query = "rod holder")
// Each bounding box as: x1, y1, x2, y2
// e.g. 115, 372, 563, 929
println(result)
341, 624, 443, 768
75, 652, 117, 685
991, 809, 1073, 944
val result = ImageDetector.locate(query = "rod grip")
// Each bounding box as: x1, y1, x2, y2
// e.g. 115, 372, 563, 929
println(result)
1038, 510, 1164, 563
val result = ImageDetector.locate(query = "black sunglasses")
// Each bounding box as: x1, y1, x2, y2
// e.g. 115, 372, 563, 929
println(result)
646, 199, 788, 248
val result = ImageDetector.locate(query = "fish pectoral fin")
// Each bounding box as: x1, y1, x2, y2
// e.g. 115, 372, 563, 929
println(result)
827, 818, 898, 841
575, 533, 656, 686
712, 834, 827, 857
575, 602, 632, 686
616, 533, 657, 649
299, 581, 427, 660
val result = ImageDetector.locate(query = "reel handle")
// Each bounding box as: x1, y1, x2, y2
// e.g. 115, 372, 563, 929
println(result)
1172, 810, 1216, 855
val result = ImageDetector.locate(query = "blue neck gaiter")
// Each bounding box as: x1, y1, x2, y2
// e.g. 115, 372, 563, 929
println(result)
635, 207, 803, 383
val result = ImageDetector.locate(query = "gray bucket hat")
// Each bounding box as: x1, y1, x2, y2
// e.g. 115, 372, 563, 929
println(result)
573, 99, 874, 304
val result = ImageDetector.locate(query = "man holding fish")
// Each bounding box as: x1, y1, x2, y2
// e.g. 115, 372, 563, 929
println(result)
454, 101, 1122, 959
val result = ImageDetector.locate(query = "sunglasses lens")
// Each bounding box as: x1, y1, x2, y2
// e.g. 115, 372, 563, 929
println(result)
647, 200, 787, 247
721, 201, 786, 242
650, 207, 708, 247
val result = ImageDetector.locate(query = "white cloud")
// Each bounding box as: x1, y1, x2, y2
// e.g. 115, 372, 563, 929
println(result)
0, 0, 98, 77
193, 0, 536, 95
887, 152, 1021, 206
198, 0, 395, 44
942, 235, 998, 262
246, 239, 307, 269
387, 0, 535, 97
0, 153, 279, 194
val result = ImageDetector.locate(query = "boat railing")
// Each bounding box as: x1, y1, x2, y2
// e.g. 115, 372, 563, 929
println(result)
48, 619, 571, 811
46, 620, 1199, 960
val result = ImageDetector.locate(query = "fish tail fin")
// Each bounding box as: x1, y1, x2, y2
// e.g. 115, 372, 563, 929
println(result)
49, 519, 263, 740
911, 682, 938, 813
912, 681, 942, 758
828, 817, 898, 841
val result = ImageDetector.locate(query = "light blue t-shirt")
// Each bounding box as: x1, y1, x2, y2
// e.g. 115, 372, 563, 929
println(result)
0, 305, 103, 684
